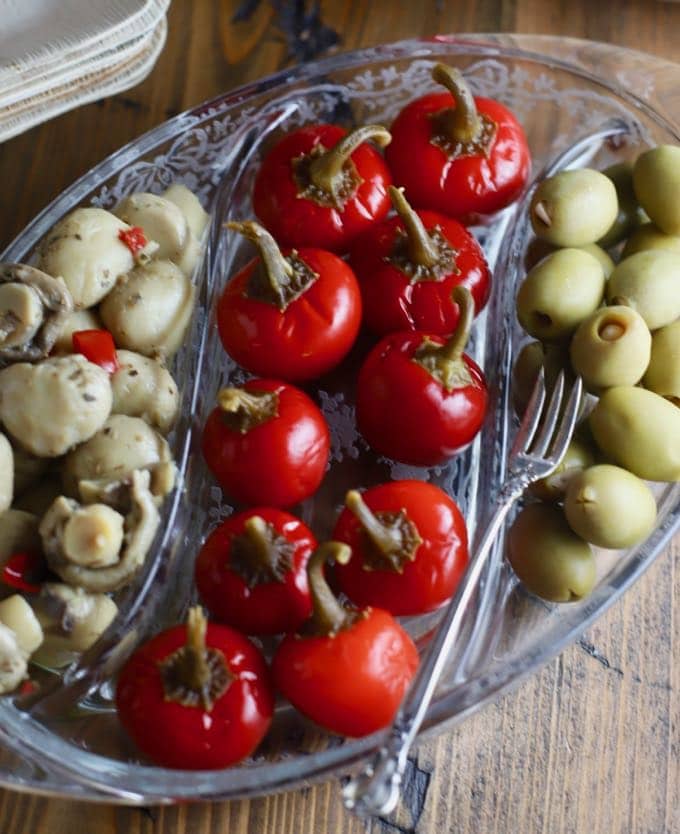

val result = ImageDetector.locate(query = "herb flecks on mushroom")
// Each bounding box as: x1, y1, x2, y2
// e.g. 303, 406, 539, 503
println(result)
0, 354, 112, 458
99, 259, 196, 360
37, 207, 141, 309
40, 469, 160, 593
0, 263, 73, 365
110, 350, 179, 434
62, 414, 176, 502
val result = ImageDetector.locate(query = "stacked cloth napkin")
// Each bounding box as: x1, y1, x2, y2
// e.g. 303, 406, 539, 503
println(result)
0, 0, 170, 143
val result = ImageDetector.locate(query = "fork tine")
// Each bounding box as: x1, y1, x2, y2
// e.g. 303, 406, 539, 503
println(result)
529, 371, 565, 457
546, 376, 583, 466
509, 367, 547, 458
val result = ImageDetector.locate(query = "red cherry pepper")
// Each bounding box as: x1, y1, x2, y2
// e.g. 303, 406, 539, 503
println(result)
356, 286, 488, 466
386, 63, 530, 219
201, 379, 330, 508
349, 186, 490, 336
1, 551, 47, 594
332, 482, 468, 616
217, 221, 362, 381
253, 123, 392, 252
195, 507, 316, 635
72, 329, 120, 374
116, 607, 273, 769
272, 542, 419, 738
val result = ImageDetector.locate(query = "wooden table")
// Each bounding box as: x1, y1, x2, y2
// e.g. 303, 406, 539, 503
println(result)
1, 2, 679, 832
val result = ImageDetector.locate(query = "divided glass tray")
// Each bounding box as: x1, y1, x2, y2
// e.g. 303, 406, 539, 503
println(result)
0, 33, 679, 803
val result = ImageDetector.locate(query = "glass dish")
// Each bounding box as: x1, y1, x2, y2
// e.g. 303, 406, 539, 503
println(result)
0, 33, 678, 804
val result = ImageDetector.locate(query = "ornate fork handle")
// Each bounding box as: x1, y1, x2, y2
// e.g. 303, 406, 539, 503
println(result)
342, 477, 526, 817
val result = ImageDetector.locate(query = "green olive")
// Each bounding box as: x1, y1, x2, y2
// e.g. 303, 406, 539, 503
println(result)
525, 240, 614, 278
564, 464, 657, 549
569, 305, 651, 392
621, 222, 680, 258
578, 244, 615, 279
530, 435, 598, 501
598, 162, 646, 248
507, 503, 596, 602
530, 169, 618, 247
517, 248, 606, 341
512, 341, 571, 415
512, 341, 545, 414
632, 145, 680, 235
643, 319, 680, 404
589, 386, 680, 482
606, 250, 680, 330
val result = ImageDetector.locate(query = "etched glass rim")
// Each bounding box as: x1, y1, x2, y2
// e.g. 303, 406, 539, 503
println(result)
0, 33, 678, 804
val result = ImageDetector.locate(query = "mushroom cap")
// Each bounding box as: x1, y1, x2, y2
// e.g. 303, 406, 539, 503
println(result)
114, 193, 188, 262
37, 207, 135, 309
0, 622, 27, 693
99, 259, 195, 359
0, 263, 73, 364
0, 432, 13, 513
0, 354, 112, 457
62, 414, 174, 498
111, 350, 179, 434
42, 469, 160, 593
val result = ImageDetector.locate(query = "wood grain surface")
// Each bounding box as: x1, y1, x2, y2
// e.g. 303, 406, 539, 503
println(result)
1, 2, 679, 833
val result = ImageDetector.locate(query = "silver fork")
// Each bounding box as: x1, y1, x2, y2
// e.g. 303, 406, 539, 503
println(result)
342, 369, 584, 818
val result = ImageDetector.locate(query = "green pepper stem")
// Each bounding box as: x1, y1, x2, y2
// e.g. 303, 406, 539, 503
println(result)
414, 286, 475, 390
307, 125, 391, 205
431, 63, 482, 144
218, 387, 264, 415
307, 541, 353, 636
345, 490, 402, 555
243, 514, 276, 566
226, 220, 293, 308
181, 606, 211, 692
389, 186, 439, 268
440, 285, 475, 362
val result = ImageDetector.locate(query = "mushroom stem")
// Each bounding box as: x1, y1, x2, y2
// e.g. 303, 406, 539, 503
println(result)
306, 542, 354, 637
345, 490, 403, 556
307, 125, 391, 206
226, 221, 294, 309
431, 63, 482, 144
389, 187, 440, 268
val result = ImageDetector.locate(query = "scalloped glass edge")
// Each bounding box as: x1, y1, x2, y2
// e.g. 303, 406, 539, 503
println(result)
0, 33, 678, 804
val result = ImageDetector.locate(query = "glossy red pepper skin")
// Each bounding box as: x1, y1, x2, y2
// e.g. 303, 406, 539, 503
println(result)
116, 621, 273, 769
332, 481, 468, 616
386, 94, 530, 219
356, 331, 488, 466
72, 329, 120, 374
195, 508, 316, 635
272, 607, 419, 737
1, 551, 47, 594
201, 379, 330, 508
252, 124, 392, 252
348, 209, 490, 337
217, 248, 362, 381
